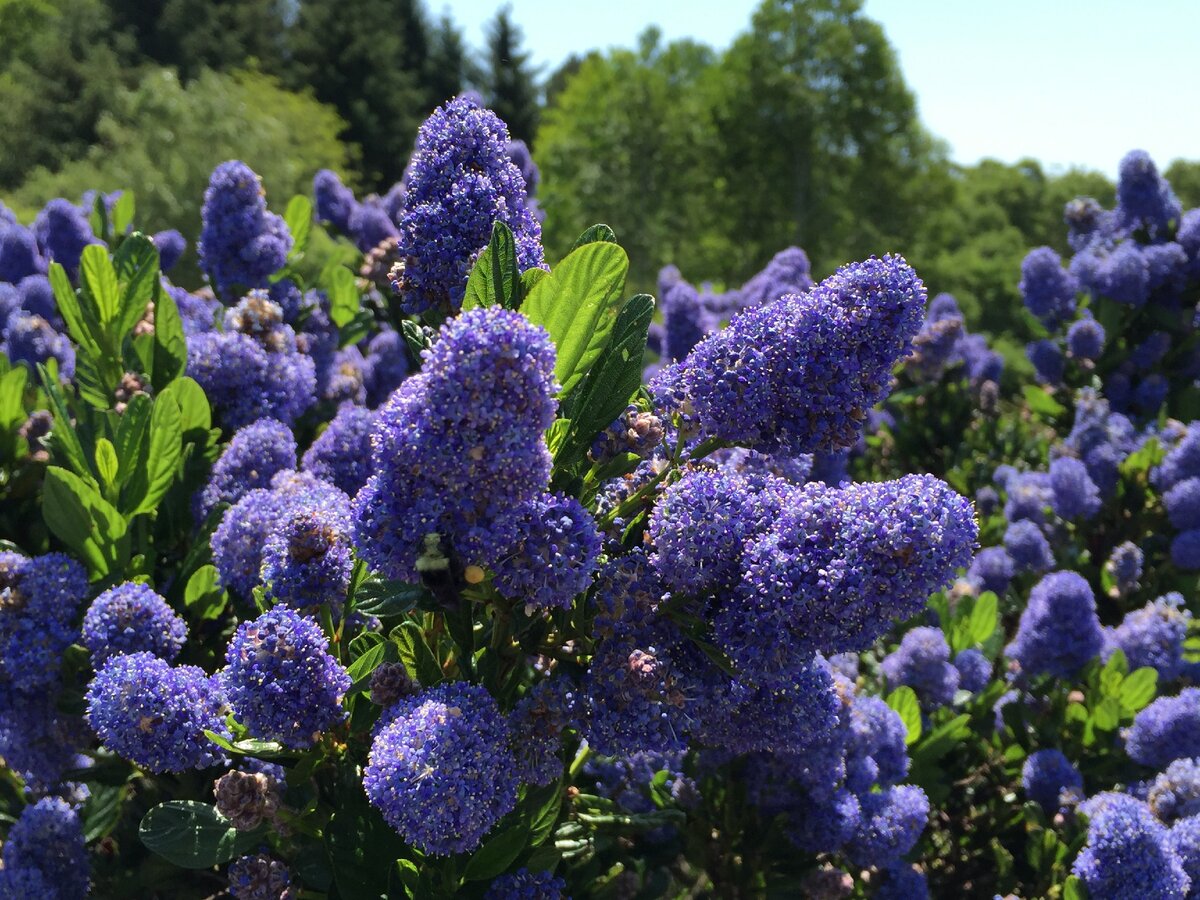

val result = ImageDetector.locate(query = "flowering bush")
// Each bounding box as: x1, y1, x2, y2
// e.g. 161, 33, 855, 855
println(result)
1, 90, 1199, 898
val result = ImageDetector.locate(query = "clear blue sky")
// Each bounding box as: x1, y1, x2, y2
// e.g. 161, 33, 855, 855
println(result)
434, 0, 1199, 177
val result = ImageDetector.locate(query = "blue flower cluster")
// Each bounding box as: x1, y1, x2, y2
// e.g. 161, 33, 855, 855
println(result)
492, 493, 601, 612
1006, 571, 1103, 679
86, 652, 230, 773
1021, 748, 1083, 813
1, 797, 89, 900
198, 161, 292, 298
260, 504, 354, 617
352, 307, 557, 581
1073, 792, 1190, 898
222, 607, 350, 748
81, 582, 188, 666
881, 626, 960, 709
672, 255, 927, 454
484, 868, 568, 899
196, 418, 297, 522
364, 682, 519, 855
393, 96, 544, 314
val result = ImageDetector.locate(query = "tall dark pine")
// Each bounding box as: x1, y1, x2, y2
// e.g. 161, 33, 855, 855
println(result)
483, 6, 539, 145
287, 0, 432, 190
426, 13, 477, 107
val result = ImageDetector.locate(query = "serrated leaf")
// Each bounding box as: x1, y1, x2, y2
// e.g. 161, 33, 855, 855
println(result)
94, 438, 119, 491
462, 824, 528, 881
113, 233, 159, 340
124, 393, 182, 516
152, 284, 187, 389
1092, 696, 1122, 731
969, 591, 998, 644
886, 686, 922, 745
159, 376, 211, 437
113, 393, 152, 487
285, 195, 313, 260
323, 265, 360, 328
392, 620, 442, 686
353, 579, 429, 618
38, 364, 95, 482
43, 466, 127, 577
49, 263, 101, 358
463, 221, 518, 311
139, 801, 263, 869
347, 638, 399, 693
184, 564, 227, 621
556, 294, 653, 469
80, 244, 120, 327
522, 241, 629, 396
570, 223, 618, 250
1118, 667, 1158, 712
111, 191, 135, 235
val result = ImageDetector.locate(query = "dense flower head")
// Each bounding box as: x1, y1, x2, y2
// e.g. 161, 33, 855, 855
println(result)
1002, 470, 1053, 524
1106, 541, 1144, 596
187, 328, 316, 430
227, 853, 294, 900
649, 468, 793, 596
16, 274, 57, 324
261, 504, 354, 617
493, 493, 601, 612
3, 312, 75, 379
32, 198, 97, 279
1149, 758, 1200, 823
212, 471, 350, 596
881, 627, 960, 708
1112, 594, 1191, 681
0, 686, 88, 790
1170, 529, 1200, 570
737, 246, 814, 310
362, 328, 410, 408
484, 869, 567, 899
213, 765, 282, 831
196, 418, 297, 522
1, 797, 89, 900
86, 652, 229, 772
661, 279, 716, 362
1117, 150, 1182, 236
300, 405, 375, 497
967, 546, 1014, 595
676, 255, 926, 454
1007, 571, 1103, 678
1127, 689, 1200, 769
394, 96, 544, 314
348, 198, 399, 253
1066, 314, 1105, 361
313, 168, 357, 234
954, 648, 991, 693
1168, 815, 1200, 895
353, 307, 557, 580
152, 228, 186, 271
0, 223, 44, 282
223, 607, 350, 748
1021, 748, 1083, 812
718, 474, 976, 677
1003, 520, 1054, 573
1020, 247, 1077, 327
844, 693, 911, 792
1073, 792, 1189, 898
81, 582, 187, 666
907, 302, 964, 381
198, 160, 292, 298
844, 785, 930, 868
1048, 455, 1102, 520
509, 677, 575, 786
364, 681, 519, 855
873, 865, 929, 900
0, 551, 89, 694
1166, 477, 1200, 531
1026, 338, 1063, 385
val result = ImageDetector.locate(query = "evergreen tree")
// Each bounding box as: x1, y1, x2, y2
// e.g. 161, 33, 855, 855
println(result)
483, 6, 539, 145
287, 0, 433, 190
427, 13, 478, 107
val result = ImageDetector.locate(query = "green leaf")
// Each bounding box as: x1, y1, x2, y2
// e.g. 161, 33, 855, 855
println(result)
1119, 667, 1158, 713
400, 320, 430, 368
522, 241, 629, 396
152, 284, 188, 389
160, 376, 211, 437
0, 366, 28, 430
285, 195, 313, 260
392, 620, 442, 686
38, 365, 95, 483
913, 713, 970, 764
111, 191, 135, 235
139, 801, 262, 869
94, 438, 119, 492
886, 686, 922, 745
520, 267, 548, 299
1120, 437, 1166, 478
1063, 874, 1088, 900
570, 223, 618, 250
43, 466, 128, 577
184, 565, 227, 621
113, 233, 159, 340
123, 393, 183, 517
353, 578, 430, 618
1092, 696, 1122, 731
323, 265, 360, 328
347, 637, 398, 692
969, 591, 998, 644
463, 221, 518, 311
81, 782, 127, 843
526, 781, 563, 847
113, 393, 152, 487
462, 824, 528, 881
1022, 384, 1066, 418
49, 263, 101, 358
556, 294, 654, 468
80, 244, 120, 327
